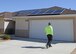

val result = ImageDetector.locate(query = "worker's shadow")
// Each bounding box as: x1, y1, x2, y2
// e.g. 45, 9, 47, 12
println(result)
21, 46, 46, 49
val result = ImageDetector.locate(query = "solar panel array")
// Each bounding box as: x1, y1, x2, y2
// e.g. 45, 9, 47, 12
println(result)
14, 8, 65, 16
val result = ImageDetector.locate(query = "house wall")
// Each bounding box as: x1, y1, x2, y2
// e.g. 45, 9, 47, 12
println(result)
14, 15, 76, 42
15, 18, 29, 37
73, 17, 76, 42
0, 18, 4, 33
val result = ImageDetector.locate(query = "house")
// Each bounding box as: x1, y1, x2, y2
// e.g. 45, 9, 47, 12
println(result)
0, 14, 4, 34
0, 12, 15, 34
0, 6, 76, 42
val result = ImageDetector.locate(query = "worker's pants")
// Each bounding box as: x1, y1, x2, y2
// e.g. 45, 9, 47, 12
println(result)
46, 34, 53, 47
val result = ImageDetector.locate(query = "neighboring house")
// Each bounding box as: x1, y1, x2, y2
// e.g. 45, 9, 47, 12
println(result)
0, 12, 15, 34
0, 15, 4, 34
0, 6, 76, 42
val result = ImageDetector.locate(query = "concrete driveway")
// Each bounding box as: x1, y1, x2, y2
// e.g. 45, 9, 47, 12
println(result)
0, 37, 76, 54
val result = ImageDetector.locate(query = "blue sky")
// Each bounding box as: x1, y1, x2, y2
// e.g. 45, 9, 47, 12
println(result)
0, 0, 76, 12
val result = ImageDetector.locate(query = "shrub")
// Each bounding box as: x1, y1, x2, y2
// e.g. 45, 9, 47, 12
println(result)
2, 35, 11, 40
0, 34, 4, 38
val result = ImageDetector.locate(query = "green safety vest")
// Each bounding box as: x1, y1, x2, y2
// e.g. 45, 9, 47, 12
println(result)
44, 25, 54, 36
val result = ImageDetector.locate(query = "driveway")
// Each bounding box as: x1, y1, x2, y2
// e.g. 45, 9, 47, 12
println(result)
0, 37, 76, 54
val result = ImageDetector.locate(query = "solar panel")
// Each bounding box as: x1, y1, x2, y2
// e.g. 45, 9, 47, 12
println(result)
18, 10, 29, 14
52, 9, 64, 14
24, 10, 33, 14
15, 8, 65, 16
36, 9, 48, 14
31, 9, 41, 15
25, 10, 35, 15
44, 9, 55, 14
15, 10, 34, 16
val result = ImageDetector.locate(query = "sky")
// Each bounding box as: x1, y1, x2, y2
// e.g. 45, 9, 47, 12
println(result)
0, 0, 76, 12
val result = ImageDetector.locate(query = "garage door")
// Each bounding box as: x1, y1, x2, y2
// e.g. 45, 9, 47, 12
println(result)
29, 19, 74, 41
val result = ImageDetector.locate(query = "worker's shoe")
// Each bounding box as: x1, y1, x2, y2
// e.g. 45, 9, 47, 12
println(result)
46, 45, 49, 49
49, 45, 52, 47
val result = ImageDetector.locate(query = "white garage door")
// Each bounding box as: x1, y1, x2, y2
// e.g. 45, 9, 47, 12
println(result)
29, 19, 74, 41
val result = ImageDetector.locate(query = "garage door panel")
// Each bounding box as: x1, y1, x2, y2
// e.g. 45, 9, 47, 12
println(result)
51, 20, 74, 41
29, 19, 74, 41
29, 20, 47, 39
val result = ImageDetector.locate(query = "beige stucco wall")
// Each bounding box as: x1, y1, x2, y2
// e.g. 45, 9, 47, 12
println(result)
73, 17, 76, 42
15, 18, 29, 37
0, 18, 4, 33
